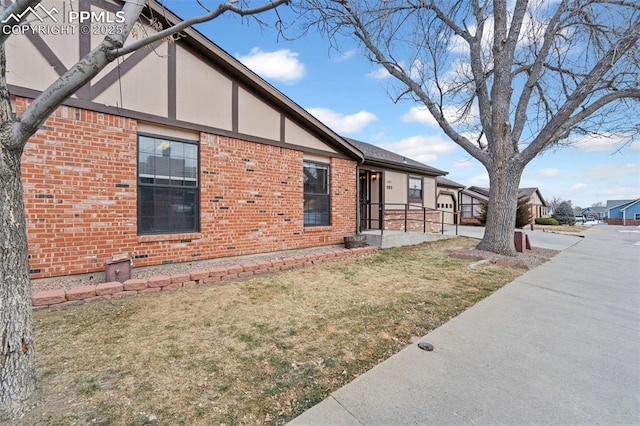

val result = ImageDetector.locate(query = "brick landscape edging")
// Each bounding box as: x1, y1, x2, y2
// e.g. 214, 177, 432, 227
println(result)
31, 246, 378, 310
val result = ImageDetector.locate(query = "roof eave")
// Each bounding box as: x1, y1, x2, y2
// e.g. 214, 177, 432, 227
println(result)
363, 158, 447, 176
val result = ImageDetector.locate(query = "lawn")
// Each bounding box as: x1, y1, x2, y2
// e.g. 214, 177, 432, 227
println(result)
533, 224, 594, 233
18, 238, 525, 425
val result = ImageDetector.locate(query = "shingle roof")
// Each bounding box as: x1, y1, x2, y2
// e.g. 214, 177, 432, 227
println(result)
345, 138, 447, 176
467, 186, 490, 197
582, 206, 607, 214
606, 199, 636, 210
437, 176, 465, 188
464, 186, 548, 206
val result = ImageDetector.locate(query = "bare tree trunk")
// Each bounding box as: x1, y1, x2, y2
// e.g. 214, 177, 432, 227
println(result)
0, 37, 35, 419
0, 126, 35, 420
476, 162, 522, 256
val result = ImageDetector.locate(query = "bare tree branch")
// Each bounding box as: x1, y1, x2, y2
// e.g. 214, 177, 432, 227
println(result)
520, 17, 640, 164
113, 0, 290, 57
511, 0, 569, 144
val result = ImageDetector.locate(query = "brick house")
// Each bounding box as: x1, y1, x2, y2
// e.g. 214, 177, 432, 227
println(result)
345, 138, 448, 233
9, 0, 365, 280
606, 199, 640, 226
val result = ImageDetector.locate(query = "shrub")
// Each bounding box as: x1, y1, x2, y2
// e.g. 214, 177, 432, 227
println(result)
477, 200, 488, 225
535, 217, 559, 226
552, 201, 576, 225
515, 197, 533, 228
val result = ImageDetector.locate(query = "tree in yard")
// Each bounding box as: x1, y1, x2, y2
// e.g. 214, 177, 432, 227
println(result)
548, 196, 564, 213
552, 201, 576, 225
295, 0, 640, 255
0, 0, 288, 419
478, 196, 532, 228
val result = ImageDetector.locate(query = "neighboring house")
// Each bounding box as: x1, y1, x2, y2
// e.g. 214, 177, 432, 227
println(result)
344, 139, 448, 232
459, 186, 489, 224
10, 0, 365, 279
436, 176, 465, 225
581, 206, 607, 220
605, 199, 635, 221
519, 187, 549, 220
460, 186, 548, 225
606, 199, 640, 226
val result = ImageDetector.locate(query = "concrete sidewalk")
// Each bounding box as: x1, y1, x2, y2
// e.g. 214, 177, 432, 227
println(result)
449, 224, 584, 251
289, 225, 640, 425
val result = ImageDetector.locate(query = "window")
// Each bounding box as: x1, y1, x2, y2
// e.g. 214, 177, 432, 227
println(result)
462, 205, 473, 218
138, 135, 199, 234
635, 213, 640, 221
303, 161, 330, 226
408, 177, 423, 201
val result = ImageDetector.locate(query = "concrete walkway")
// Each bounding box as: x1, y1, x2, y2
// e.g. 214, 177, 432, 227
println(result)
448, 224, 585, 251
289, 225, 640, 425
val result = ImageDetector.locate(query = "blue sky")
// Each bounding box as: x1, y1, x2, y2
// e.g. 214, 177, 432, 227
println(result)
168, 2, 639, 209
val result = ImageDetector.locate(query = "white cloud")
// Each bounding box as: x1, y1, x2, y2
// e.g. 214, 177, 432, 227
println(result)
402, 106, 438, 126
402, 105, 479, 128
334, 50, 357, 62
539, 168, 561, 177
573, 133, 632, 153
307, 108, 378, 134
584, 163, 640, 179
570, 182, 588, 192
454, 160, 474, 168
237, 48, 305, 84
367, 67, 391, 80
467, 173, 490, 187
379, 134, 457, 163
409, 59, 424, 80
596, 185, 640, 200
368, 60, 423, 80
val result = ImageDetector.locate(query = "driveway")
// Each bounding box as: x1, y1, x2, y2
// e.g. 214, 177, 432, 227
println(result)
446, 224, 584, 251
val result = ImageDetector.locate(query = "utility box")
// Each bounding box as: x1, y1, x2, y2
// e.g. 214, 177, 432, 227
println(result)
514, 231, 531, 253
344, 235, 367, 249
105, 254, 132, 283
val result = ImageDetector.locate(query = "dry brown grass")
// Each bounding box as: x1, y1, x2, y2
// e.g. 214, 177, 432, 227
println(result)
533, 224, 593, 233
18, 238, 528, 425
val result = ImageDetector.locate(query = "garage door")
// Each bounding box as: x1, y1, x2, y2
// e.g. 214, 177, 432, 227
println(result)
437, 194, 456, 224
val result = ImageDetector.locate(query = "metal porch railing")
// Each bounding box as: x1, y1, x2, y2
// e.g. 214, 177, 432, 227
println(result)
359, 202, 459, 236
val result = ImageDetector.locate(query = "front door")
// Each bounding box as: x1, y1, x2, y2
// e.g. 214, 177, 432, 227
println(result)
359, 170, 382, 231
359, 171, 369, 231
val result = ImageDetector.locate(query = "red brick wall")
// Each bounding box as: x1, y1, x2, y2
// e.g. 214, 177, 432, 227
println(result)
461, 216, 482, 225
383, 210, 441, 233
607, 218, 640, 226
18, 98, 357, 279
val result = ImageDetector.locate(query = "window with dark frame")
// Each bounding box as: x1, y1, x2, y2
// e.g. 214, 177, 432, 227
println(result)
138, 134, 199, 235
303, 160, 330, 226
462, 205, 473, 218
408, 176, 423, 201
